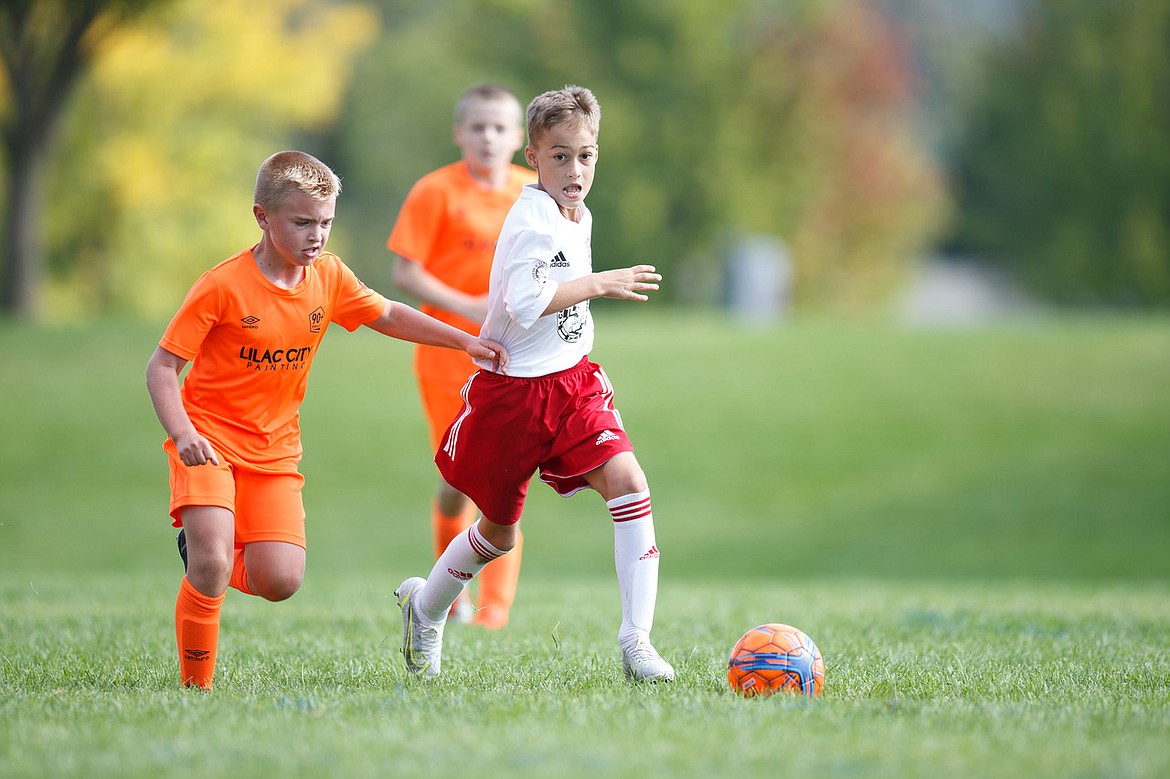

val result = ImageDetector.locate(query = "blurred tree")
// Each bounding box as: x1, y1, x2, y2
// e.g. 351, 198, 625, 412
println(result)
337, 0, 947, 314
0, 0, 160, 319
331, 0, 556, 296
710, 0, 948, 310
9, 0, 948, 319
949, 0, 1170, 306
39, 0, 378, 318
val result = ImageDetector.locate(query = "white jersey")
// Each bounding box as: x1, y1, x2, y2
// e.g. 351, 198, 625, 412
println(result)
475, 184, 594, 377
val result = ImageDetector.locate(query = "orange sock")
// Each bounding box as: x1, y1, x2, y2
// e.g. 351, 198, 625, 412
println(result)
229, 548, 253, 595
175, 576, 225, 690
432, 500, 477, 558
475, 530, 523, 630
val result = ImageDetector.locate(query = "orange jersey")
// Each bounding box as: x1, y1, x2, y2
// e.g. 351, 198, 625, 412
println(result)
159, 247, 387, 470
387, 161, 536, 338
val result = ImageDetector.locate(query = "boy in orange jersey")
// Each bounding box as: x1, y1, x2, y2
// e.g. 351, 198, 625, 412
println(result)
386, 84, 536, 629
146, 150, 507, 690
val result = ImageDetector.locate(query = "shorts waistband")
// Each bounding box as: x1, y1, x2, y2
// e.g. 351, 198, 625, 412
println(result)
483, 355, 592, 384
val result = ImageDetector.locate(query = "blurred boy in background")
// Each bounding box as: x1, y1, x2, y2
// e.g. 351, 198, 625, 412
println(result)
386, 84, 536, 629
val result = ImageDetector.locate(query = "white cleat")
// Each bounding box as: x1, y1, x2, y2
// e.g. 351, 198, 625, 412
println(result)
621, 637, 676, 683
395, 577, 444, 678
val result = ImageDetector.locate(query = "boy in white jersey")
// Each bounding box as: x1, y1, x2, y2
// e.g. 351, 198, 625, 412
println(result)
395, 85, 674, 682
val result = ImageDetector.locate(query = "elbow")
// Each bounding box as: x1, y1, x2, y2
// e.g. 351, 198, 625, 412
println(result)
391, 266, 409, 289
392, 258, 419, 293
145, 354, 160, 387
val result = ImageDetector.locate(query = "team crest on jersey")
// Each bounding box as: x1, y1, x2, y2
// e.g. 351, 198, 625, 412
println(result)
532, 259, 549, 293
558, 302, 587, 343
309, 306, 325, 334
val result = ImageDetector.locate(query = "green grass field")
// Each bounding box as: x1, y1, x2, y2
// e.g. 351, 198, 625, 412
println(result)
1, 312, 1168, 778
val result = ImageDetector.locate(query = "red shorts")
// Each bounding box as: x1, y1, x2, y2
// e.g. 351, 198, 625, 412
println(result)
436, 357, 634, 525
164, 438, 307, 548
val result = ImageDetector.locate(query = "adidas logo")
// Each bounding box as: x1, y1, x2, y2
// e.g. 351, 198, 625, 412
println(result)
639, 545, 660, 561
596, 430, 620, 445
447, 567, 473, 582
549, 251, 570, 268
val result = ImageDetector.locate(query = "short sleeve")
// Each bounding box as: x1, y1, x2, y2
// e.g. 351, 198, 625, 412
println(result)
330, 260, 389, 332
159, 271, 221, 360
501, 228, 559, 330
386, 178, 445, 263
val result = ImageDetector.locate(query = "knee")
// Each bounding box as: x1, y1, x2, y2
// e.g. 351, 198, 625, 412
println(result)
254, 572, 303, 602
591, 453, 649, 499
187, 550, 232, 596
436, 480, 471, 517
477, 517, 518, 553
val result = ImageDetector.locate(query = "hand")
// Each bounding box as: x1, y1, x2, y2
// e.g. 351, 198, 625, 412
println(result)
598, 265, 661, 301
469, 338, 509, 375
172, 430, 220, 467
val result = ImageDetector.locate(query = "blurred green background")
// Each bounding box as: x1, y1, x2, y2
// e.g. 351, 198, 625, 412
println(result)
3, 0, 1169, 320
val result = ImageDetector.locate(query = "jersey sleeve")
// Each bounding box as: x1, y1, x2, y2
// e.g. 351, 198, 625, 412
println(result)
500, 228, 558, 330
158, 270, 221, 360
386, 177, 445, 263
330, 260, 389, 332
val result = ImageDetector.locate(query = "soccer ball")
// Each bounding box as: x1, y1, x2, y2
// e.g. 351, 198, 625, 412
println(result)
727, 623, 825, 697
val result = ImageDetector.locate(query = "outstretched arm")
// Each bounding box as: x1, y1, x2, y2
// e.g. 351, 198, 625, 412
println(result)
145, 346, 220, 466
365, 301, 508, 374
542, 265, 661, 315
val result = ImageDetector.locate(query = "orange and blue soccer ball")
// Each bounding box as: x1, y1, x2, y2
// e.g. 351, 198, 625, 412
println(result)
727, 623, 825, 697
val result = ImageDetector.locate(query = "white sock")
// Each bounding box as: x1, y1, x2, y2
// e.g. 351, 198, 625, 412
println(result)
417, 524, 506, 623
609, 491, 659, 647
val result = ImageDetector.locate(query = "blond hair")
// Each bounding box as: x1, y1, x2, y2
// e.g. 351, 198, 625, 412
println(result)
526, 85, 600, 148
454, 83, 522, 124
254, 151, 341, 211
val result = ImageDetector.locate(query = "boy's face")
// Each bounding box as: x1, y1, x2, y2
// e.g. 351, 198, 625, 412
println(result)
253, 189, 335, 269
525, 120, 598, 222
454, 97, 525, 180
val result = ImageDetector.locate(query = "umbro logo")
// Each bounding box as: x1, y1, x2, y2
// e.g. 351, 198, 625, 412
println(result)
639, 545, 660, 561
241, 315, 260, 329
184, 649, 211, 661
549, 251, 570, 268
596, 430, 620, 445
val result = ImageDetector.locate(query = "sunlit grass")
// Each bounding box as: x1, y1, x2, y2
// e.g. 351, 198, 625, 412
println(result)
1, 575, 1168, 778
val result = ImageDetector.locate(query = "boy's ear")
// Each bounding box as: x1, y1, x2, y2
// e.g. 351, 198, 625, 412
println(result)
524, 145, 537, 169
253, 204, 268, 229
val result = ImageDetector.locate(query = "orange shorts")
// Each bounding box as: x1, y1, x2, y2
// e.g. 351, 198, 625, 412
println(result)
416, 345, 479, 450
164, 438, 307, 548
